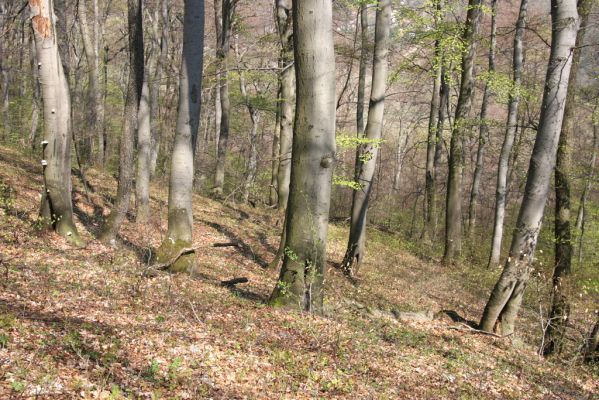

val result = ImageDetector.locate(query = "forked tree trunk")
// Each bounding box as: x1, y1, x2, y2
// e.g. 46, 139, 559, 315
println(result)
30, 0, 83, 247
155, 0, 204, 273
480, 0, 579, 335
213, 0, 237, 197
275, 0, 294, 210
467, 0, 497, 238
341, 0, 391, 276
269, 0, 336, 313
543, 0, 591, 357
488, 0, 529, 268
443, 0, 483, 264
99, 0, 144, 245
423, 0, 443, 241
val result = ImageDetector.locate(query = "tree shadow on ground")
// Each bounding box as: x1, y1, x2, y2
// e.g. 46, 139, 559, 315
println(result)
442, 309, 478, 328
198, 219, 268, 268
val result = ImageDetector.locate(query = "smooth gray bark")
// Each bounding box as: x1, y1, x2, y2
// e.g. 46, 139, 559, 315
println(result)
30, 0, 83, 247
443, 0, 483, 264
270, 79, 281, 206
576, 116, 598, 263
488, 0, 528, 268
275, 0, 294, 210
356, 3, 369, 137
100, 0, 144, 245
155, 0, 204, 273
341, 0, 391, 276
213, 0, 237, 197
135, 75, 151, 222
269, 0, 336, 313
467, 0, 497, 238
77, 0, 104, 166
480, 0, 579, 335
543, 0, 591, 356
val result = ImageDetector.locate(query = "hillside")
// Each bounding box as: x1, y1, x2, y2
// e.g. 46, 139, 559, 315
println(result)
0, 145, 596, 399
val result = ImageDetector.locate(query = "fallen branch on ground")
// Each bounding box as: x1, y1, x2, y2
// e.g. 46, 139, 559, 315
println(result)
448, 323, 513, 339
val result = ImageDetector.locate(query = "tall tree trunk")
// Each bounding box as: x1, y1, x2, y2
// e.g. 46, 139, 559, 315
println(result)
99, 0, 144, 245
135, 74, 151, 222
543, 0, 591, 356
356, 3, 369, 137
269, 0, 336, 313
467, 0, 497, 238
30, 0, 84, 247
155, 0, 205, 273
443, 0, 483, 264
576, 112, 598, 263
275, 0, 294, 210
479, 0, 579, 336
213, 0, 237, 197
29, 29, 41, 150
341, 0, 391, 276
77, 0, 104, 167
423, 0, 443, 241
488, 0, 529, 268
432, 64, 449, 237
149, 0, 168, 177
270, 78, 281, 206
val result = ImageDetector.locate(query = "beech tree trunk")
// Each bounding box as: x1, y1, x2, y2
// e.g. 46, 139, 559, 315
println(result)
135, 75, 151, 222
213, 0, 237, 197
543, 0, 591, 356
275, 0, 294, 210
356, 3, 369, 137
155, 0, 204, 273
479, 0, 579, 336
488, 0, 528, 268
576, 113, 598, 263
270, 79, 281, 206
423, 0, 442, 241
467, 0, 497, 238
77, 0, 104, 166
443, 0, 483, 264
269, 0, 336, 313
341, 0, 391, 276
30, 0, 83, 247
99, 0, 144, 245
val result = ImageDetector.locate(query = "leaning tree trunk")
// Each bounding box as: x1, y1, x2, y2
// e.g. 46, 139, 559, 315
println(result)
442, 0, 483, 264
423, 0, 443, 241
269, 0, 336, 313
99, 0, 144, 245
30, 0, 83, 247
479, 0, 579, 336
275, 0, 294, 210
341, 0, 391, 277
467, 0, 497, 238
543, 0, 591, 357
155, 0, 204, 273
213, 0, 236, 197
488, 0, 529, 268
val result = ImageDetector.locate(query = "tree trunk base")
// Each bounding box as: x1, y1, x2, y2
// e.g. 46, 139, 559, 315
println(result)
154, 239, 198, 273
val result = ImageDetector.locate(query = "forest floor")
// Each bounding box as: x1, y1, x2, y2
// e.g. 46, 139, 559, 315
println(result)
0, 145, 597, 399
